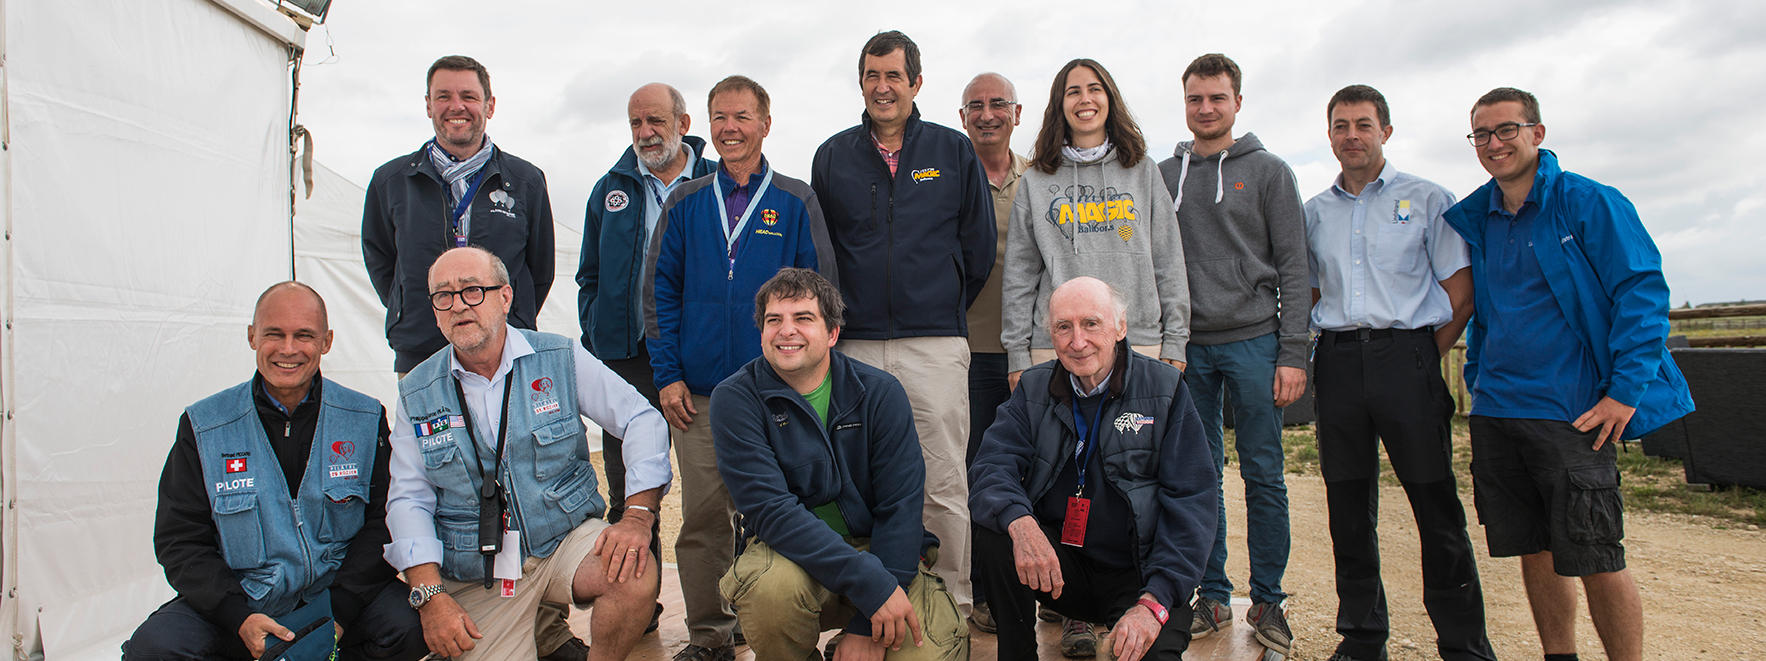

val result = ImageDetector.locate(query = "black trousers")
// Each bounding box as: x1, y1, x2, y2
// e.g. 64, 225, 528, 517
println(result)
122, 582, 425, 661
967, 351, 1010, 604
600, 342, 665, 564
973, 524, 1191, 661
1314, 328, 1495, 661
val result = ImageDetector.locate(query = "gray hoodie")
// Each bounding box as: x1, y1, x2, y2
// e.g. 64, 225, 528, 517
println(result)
1157, 133, 1309, 369
1000, 147, 1190, 373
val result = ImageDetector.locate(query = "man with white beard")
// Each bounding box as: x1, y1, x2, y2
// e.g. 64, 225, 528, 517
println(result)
577, 82, 718, 639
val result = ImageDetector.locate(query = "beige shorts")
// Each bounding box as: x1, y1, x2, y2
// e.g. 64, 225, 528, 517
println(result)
439, 517, 609, 660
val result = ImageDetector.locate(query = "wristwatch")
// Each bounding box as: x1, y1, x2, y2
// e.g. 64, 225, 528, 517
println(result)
408, 583, 448, 609
1137, 596, 1169, 625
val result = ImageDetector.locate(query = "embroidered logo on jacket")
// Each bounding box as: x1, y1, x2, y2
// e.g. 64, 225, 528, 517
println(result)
1393, 200, 1412, 225
488, 189, 516, 218
1113, 412, 1154, 434
761, 209, 779, 226
605, 189, 630, 212
911, 168, 941, 183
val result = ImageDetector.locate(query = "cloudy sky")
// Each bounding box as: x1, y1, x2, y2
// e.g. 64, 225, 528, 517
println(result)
296, 0, 1766, 307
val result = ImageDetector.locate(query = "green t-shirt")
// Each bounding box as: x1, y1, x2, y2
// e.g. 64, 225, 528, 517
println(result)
802, 372, 849, 537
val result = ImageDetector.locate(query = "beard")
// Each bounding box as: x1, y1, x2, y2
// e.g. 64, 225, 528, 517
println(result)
636, 133, 683, 170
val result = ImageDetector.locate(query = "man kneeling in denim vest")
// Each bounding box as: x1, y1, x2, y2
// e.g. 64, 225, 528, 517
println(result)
384, 247, 671, 660
711, 268, 969, 660
125, 282, 426, 661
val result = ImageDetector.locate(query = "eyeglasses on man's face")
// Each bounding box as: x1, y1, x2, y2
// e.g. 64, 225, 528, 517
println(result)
962, 100, 1018, 114
1467, 122, 1538, 147
430, 285, 503, 311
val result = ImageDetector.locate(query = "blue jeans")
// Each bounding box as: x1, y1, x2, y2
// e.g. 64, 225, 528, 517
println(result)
1185, 333, 1290, 605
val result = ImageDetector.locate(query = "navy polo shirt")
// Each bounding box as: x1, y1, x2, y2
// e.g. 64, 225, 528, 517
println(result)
1471, 185, 1600, 422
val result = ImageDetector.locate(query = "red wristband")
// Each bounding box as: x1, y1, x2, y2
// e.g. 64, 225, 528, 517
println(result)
1137, 596, 1168, 625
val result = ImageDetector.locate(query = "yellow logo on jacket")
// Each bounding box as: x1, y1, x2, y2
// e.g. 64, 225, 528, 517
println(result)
911, 168, 941, 183
1056, 199, 1137, 225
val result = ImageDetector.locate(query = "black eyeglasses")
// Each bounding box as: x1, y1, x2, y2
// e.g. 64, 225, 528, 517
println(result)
1467, 122, 1538, 147
430, 285, 503, 311
961, 100, 1018, 114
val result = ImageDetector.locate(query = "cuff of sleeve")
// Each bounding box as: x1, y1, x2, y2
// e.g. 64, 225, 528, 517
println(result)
1276, 339, 1309, 370
383, 538, 445, 572
1007, 350, 1034, 374
1142, 580, 1179, 621
845, 613, 873, 638
991, 504, 1034, 535
1606, 379, 1647, 409
329, 586, 367, 629
213, 594, 256, 638
1162, 340, 1189, 365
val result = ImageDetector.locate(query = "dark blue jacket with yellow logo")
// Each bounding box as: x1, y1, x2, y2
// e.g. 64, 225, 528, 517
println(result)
644, 163, 837, 395
811, 106, 996, 339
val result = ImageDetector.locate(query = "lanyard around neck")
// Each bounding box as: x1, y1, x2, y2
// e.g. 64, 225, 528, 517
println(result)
453, 374, 515, 500
1071, 394, 1107, 496
713, 166, 775, 268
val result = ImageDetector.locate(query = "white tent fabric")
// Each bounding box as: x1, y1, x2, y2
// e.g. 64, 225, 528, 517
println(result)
1, 1, 304, 658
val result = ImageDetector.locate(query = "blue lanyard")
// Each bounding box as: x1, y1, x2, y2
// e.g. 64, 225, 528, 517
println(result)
448, 161, 491, 246
713, 166, 775, 271
1070, 395, 1107, 495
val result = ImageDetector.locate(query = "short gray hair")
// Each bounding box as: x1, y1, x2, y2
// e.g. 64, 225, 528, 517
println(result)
1043, 277, 1127, 330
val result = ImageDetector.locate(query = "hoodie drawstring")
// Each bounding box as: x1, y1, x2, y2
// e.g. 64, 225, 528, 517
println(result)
1215, 150, 1228, 203
1174, 151, 1190, 212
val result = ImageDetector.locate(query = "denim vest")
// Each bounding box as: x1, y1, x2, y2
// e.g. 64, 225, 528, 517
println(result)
188, 378, 381, 617
398, 329, 602, 583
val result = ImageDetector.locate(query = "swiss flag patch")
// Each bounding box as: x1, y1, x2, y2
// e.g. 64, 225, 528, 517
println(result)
226, 458, 247, 473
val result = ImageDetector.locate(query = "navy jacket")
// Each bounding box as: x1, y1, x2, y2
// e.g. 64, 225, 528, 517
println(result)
577, 137, 718, 360
969, 343, 1217, 610
711, 350, 934, 635
1444, 150, 1693, 438
644, 164, 837, 395
362, 145, 555, 373
810, 106, 996, 339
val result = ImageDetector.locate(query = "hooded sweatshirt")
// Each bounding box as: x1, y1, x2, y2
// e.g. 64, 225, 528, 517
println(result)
1001, 146, 1190, 373
1157, 133, 1309, 369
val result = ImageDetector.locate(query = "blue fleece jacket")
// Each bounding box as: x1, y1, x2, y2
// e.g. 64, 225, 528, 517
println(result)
644, 163, 837, 394
1444, 150, 1693, 438
711, 350, 935, 635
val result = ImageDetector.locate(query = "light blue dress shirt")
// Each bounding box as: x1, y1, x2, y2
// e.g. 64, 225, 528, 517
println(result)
634, 149, 700, 320
1304, 161, 1470, 332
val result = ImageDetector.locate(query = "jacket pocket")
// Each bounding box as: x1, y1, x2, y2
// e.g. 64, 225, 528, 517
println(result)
533, 417, 587, 480
434, 505, 484, 583
544, 460, 600, 514
1187, 258, 1258, 312
212, 492, 266, 568
1373, 220, 1425, 273
318, 484, 368, 543
1565, 465, 1624, 545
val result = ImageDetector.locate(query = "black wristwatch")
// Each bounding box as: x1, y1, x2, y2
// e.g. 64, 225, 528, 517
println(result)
408, 583, 448, 609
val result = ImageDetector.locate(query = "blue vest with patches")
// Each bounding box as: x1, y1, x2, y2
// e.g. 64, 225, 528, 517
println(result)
397, 329, 602, 583
188, 378, 381, 617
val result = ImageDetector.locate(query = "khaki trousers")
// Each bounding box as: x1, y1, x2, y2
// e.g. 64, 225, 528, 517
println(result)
836, 337, 973, 613
672, 393, 740, 647
721, 539, 969, 661
440, 518, 611, 661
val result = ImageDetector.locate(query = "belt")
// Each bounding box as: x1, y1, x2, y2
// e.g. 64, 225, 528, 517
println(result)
1321, 327, 1432, 346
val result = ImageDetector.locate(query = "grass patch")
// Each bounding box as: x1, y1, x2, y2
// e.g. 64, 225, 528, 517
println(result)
1221, 418, 1766, 528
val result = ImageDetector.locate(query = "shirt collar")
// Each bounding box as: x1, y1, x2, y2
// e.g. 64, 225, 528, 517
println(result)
1069, 369, 1113, 398
717, 156, 770, 190
1485, 176, 1540, 218
255, 371, 318, 416
1332, 158, 1397, 199
448, 325, 534, 384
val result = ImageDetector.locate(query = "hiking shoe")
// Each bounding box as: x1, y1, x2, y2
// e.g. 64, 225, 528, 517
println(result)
1059, 617, 1098, 658
540, 636, 589, 661
646, 602, 663, 634
970, 601, 997, 634
1189, 595, 1232, 638
1246, 601, 1293, 656
671, 644, 735, 661
823, 632, 844, 660
1038, 604, 1063, 623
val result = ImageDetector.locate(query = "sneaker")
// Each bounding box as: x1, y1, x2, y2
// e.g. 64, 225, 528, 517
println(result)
1038, 604, 1063, 623
671, 644, 735, 661
646, 602, 663, 634
969, 601, 997, 634
823, 632, 844, 660
540, 636, 589, 661
1189, 595, 1232, 639
1246, 601, 1293, 656
1059, 617, 1098, 658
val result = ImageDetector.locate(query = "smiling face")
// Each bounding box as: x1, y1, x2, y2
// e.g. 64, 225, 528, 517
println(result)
1471, 100, 1545, 185
426, 68, 494, 157
1047, 279, 1126, 388
249, 286, 332, 404
628, 85, 687, 171
1328, 100, 1391, 174
428, 248, 512, 356
1062, 65, 1111, 148
861, 48, 920, 127
708, 88, 770, 169
960, 74, 1019, 149
1183, 73, 1240, 143
759, 293, 840, 389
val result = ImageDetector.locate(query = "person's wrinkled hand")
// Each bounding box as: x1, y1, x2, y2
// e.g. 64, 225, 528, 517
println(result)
659, 381, 697, 430
1008, 516, 1063, 598
418, 593, 482, 658
592, 507, 655, 582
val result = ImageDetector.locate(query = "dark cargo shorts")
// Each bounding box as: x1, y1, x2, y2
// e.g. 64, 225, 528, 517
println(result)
1468, 416, 1626, 576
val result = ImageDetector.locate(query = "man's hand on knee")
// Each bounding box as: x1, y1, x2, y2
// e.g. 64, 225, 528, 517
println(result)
238, 613, 293, 659
1008, 515, 1063, 598
835, 631, 890, 661
593, 490, 660, 583
1110, 599, 1162, 661
418, 593, 482, 657
868, 587, 924, 652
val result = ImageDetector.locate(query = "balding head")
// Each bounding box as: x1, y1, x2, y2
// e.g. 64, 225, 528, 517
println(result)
253, 281, 328, 330
960, 72, 1021, 152
1047, 277, 1127, 389
963, 72, 1016, 103
248, 281, 333, 408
